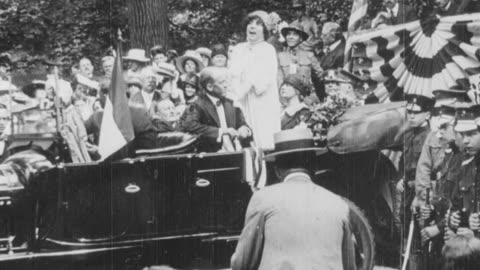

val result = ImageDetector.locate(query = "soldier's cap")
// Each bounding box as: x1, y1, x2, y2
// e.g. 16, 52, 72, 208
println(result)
454, 104, 480, 132
436, 105, 457, 126
264, 128, 327, 162
405, 94, 434, 112
281, 22, 309, 41
281, 74, 308, 97
432, 89, 469, 108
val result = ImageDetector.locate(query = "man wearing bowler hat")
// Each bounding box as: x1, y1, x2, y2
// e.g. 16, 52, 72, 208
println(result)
277, 22, 323, 102
231, 128, 357, 270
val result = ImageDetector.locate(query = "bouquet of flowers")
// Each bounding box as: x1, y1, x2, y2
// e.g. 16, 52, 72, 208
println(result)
307, 90, 362, 145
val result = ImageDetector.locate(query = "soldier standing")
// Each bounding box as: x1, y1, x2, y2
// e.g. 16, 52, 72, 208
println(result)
277, 22, 323, 102
443, 105, 480, 270
395, 94, 434, 269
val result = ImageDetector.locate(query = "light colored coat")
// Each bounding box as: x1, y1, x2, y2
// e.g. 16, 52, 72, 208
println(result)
231, 173, 357, 270
229, 41, 281, 150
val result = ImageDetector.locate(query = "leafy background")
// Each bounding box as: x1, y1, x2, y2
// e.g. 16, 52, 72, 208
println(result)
1, 0, 426, 82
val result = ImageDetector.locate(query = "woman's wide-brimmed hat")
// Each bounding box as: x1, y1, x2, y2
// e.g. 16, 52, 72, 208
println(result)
282, 74, 308, 97
264, 128, 327, 162
123, 49, 150, 63
22, 80, 46, 98
281, 22, 309, 42
175, 50, 204, 74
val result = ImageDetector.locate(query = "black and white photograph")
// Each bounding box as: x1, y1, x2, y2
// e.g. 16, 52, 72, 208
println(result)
1, 0, 480, 269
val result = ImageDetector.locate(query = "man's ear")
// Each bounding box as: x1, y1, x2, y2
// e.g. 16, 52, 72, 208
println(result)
206, 82, 214, 91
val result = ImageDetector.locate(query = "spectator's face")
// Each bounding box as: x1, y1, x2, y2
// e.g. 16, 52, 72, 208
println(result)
153, 53, 167, 66
286, 31, 302, 48
321, 30, 337, 46
93, 100, 103, 112
437, 122, 457, 142
383, 0, 398, 9
211, 75, 229, 97
200, 55, 210, 67
0, 108, 9, 135
461, 129, 480, 155
142, 74, 157, 93
294, 8, 304, 18
128, 61, 142, 71
212, 55, 227, 67
74, 84, 90, 101
407, 110, 430, 128
280, 83, 298, 100
102, 60, 114, 77
79, 58, 94, 78
184, 60, 197, 74
246, 19, 265, 43
127, 85, 141, 98
156, 100, 177, 122
184, 84, 197, 97
0, 64, 10, 75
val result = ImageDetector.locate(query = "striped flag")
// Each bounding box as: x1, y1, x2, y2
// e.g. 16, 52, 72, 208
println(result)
347, 13, 480, 103
348, 0, 369, 33
98, 48, 135, 159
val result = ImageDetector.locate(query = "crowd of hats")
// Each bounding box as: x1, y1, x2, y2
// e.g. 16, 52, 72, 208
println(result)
405, 86, 480, 133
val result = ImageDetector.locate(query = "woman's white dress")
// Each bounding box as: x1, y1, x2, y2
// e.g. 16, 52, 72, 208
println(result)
229, 41, 281, 150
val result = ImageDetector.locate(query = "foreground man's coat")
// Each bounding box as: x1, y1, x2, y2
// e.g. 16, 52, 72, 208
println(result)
231, 173, 357, 270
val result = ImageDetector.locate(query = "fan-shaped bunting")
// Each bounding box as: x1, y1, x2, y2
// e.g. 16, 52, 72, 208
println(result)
348, 13, 480, 103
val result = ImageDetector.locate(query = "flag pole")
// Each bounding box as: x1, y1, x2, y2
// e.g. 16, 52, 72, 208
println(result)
52, 66, 63, 129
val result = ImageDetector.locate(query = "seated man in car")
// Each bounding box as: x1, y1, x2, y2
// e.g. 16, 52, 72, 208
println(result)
152, 99, 181, 132
181, 67, 252, 152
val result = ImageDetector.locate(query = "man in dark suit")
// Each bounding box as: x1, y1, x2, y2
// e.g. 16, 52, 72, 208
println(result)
317, 22, 346, 70
181, 67, 252, 152
231, 128, 357, 270
371, 0, 418, 28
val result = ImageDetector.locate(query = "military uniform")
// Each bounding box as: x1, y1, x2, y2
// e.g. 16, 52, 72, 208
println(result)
443, 105, 480, 270
278, 22, 323, 99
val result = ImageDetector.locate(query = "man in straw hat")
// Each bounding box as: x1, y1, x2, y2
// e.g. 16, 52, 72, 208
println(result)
442, 104, 480, 269
231, 128, 357, 270
277, 21, 323, 102
123, 48, 150, 80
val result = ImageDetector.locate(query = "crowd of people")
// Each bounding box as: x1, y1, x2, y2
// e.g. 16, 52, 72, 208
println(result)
1, 0, 480, 269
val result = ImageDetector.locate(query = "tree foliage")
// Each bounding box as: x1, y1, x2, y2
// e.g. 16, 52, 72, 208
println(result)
1, 0, 417, 78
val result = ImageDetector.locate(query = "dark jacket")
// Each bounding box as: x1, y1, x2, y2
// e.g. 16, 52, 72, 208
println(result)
180, 94, 250, 152
152, 119, 181, 133
85, 106, 158, 153
318, 38, 346, 71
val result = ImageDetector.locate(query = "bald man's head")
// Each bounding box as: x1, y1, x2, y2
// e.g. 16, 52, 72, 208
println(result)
199, 67, 229, 97
321, 22, 342, 46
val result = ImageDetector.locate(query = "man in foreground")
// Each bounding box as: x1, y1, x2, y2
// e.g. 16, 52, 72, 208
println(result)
231, 128, 357, 270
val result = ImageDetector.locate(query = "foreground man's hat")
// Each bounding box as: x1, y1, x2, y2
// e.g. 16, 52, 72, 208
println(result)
264, 128, 327, 161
